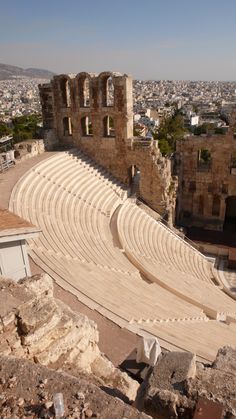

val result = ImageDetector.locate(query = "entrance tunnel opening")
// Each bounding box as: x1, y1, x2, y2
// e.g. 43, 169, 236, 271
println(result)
128, 165, 141, 196
224, 196, 236, 231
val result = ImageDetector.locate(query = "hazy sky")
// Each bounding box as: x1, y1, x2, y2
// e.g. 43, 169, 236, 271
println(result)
0, 0, 236, 80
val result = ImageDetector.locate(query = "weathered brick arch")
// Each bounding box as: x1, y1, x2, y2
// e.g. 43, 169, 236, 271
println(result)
98, 71, 121, 107
103, 115, 115, 137
81, 115, 93, 137
75, 72, 95, 108
56, 74, 73, 108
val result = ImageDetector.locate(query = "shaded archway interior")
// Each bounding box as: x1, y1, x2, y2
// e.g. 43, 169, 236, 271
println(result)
224, 196, 236, 231
128, 165, 141, 196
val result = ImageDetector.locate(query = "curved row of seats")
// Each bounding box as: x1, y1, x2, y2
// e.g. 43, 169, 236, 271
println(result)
117, 201, 236, 322
11, 151, 133, 272
10, 150, 208, 325
9, 150, 236, 362
141, 320, 236, 362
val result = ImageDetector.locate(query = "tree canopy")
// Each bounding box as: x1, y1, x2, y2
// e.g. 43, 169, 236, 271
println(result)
153, 112, 186, 156
0, 114, 42, 142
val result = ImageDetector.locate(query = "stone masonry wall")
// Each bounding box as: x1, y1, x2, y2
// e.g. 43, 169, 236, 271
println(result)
39, 72, 176, 221
176, 118, 236, 230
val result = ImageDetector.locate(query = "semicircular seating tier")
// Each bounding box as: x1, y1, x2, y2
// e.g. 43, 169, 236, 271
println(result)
117, 201, 236, 323
9, 150, 236, 363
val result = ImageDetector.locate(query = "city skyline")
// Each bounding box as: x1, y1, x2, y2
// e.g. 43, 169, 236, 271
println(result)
0, 0, 236, 81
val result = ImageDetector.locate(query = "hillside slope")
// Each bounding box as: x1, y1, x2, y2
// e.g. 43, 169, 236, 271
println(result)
0, 63, 55, 80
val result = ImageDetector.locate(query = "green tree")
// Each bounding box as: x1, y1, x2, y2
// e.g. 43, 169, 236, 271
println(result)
0, 123, 12, 137
12, 114, 42, 142
154, 112, 186, 156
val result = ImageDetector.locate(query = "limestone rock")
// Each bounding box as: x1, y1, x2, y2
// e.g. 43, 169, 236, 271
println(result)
146, 351, 196, 390
21, 272, 54, 297
91, 355, 139, 402
212, 345, 236, 374
137, 348, 236, 419
0, 274, 140, 403
136, 351, 197, 418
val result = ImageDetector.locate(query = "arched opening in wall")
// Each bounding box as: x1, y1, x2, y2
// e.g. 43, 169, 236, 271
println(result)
224, 196, 236, 231
175, 197, 180, 223
103, 116, 115, 137
128, 165, 140, 196
197, 149, 211, 171
198, 195, 204, 215
230, 151, 236, 175
189, 181, 196, 193
102, 76, 114, 107
81, 116, 93, 136
212, 195, 221, 216
63, 117, 72, 136
107, 76, 114, 106
60, 78, 71, 107
79, 77, 90, 107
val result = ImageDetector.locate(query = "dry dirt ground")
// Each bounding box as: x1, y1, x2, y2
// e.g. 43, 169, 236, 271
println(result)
0, 355, 151, 418
0, 152, 139, 367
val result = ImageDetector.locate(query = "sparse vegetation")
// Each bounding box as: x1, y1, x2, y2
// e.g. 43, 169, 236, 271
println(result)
0, 114, 42, 142
153, 112, 186, 156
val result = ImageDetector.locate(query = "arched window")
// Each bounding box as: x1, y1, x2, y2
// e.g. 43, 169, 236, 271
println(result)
103, 116, 115, 137
101, 76, 114, 107
230, 151, 236, 174
212, 195, 221, 216
198, 195, 204, 215
106, 76, 114, 106
60, 78, 71, 107
79, 77, 90, 107
81, 116, 93, 136
63, 117, 72, 136
197, 149, 211, 171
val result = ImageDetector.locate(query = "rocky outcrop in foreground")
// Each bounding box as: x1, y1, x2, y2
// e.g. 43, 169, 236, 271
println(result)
136, 348, 236, 418
0, 274, 138, 402
1, 273, 236, 418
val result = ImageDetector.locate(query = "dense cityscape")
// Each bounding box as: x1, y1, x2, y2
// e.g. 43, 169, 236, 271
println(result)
1, 0, 236, 416
0, 77, 47, 123
1, 76, 236, 129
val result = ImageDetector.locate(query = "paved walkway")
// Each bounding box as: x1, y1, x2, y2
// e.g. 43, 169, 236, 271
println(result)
0, 152, 138, 367
0, 152, 56, 209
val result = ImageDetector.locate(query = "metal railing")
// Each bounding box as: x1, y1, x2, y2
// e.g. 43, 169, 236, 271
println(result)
0, 159, 15, 173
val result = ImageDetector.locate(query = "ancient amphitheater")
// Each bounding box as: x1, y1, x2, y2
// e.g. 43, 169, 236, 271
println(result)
7, 71, 236, 365
9, 148, 236, 364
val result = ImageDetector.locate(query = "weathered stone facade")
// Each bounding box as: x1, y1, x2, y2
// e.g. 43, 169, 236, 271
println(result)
14, 139, 45, 161
176, 116, 236, 230
39, 72, 176, 221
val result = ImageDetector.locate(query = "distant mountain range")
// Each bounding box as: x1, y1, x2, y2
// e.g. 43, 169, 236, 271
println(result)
0, 63, 56, 80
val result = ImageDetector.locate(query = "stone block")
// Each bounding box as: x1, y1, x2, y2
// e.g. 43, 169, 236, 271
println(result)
212, 346, 236, 374
136, 351, 196, 418
17, 297, 59, 335
91, 354, 140, 402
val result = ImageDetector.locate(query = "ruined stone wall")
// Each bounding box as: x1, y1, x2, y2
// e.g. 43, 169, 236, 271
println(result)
176, 127, 236, 230
0, 274, 139, 402
14, 139, 45, 161
38, 83, 54, 130
39, 72, 176, 220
